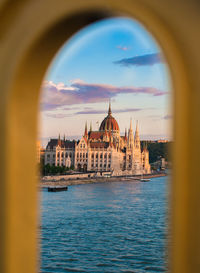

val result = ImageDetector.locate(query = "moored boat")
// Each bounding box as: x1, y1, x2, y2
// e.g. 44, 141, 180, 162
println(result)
48, 186, 68, 192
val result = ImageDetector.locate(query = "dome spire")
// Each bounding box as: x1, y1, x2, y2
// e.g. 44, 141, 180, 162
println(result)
108, 99, 112, 116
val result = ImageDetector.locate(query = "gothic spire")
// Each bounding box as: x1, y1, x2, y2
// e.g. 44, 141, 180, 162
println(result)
108, 99, 112, 116
125, 128, 127, 141
128, 118, 134, 149
135, 120, 141, 150
90, 122, 92, 132
129, 118, 133, 131
84, 121, 88, 136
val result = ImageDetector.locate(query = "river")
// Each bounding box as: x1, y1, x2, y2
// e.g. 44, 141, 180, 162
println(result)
40, 176, 168, 272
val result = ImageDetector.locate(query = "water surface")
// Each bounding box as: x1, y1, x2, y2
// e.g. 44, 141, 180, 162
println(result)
40, 176, 168, 272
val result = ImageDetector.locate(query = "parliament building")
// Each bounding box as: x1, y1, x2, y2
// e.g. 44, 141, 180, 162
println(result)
44, 103, 151, 175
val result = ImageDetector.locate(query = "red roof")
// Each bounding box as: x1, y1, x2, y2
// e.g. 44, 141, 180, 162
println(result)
89, 131, 104, 140
90, 142, 109, 149
99, 114, 119, 131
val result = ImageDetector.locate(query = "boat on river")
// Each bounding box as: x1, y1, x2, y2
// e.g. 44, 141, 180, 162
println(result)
48, 186, 68, 192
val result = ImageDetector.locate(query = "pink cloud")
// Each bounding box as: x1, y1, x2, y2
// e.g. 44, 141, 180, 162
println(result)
41, 79, 167, 111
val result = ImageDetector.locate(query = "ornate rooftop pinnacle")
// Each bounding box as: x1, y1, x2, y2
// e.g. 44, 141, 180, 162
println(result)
108, 99, 112, 116
129, 118, 133, 131
84, 121, 88, 136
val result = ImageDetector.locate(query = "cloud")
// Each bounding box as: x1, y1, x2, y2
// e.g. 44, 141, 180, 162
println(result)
114, 53, 164, 67
41, 79, 167, 111
45, 113, 72, 119
116, 45, 131, 51
75, 107, 142, 115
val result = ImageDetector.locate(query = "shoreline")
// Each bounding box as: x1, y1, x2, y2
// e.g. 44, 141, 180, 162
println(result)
40, 172, 167, 188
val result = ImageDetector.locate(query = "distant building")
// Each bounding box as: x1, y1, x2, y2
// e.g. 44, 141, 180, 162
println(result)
44, 103, 151, 175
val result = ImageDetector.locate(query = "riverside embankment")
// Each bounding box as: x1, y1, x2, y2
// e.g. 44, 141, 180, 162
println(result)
40, 172, 167, 188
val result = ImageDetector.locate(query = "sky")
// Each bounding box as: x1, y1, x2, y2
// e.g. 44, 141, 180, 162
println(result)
39, 17, 172, 146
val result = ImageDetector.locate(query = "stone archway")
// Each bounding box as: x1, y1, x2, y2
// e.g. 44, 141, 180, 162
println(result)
0, 1, 200, 273
83, 164, 87, 172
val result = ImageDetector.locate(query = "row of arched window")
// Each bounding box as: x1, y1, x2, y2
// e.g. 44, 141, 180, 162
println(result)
91, 153, 111, 159
76, 153, 88, 158
57, 152, 73, 157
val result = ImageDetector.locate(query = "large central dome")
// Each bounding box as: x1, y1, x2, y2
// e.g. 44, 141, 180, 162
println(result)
99, 103, 119, 132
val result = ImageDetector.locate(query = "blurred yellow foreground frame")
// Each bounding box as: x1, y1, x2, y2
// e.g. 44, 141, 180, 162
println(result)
0, 0, 200, 272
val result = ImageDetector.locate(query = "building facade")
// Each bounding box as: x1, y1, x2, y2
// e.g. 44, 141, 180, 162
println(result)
44, 103, 151, 175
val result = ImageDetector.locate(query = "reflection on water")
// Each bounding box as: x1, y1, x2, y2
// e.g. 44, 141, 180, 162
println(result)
40, 176, 168, 273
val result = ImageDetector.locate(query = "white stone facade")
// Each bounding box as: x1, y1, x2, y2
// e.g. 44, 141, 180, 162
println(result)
44, 104, 151, 175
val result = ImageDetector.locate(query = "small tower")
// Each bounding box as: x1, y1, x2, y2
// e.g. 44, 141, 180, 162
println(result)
128, 118, 134, 149
84, 121, 88, 138
90, 122, 92, 132
134, 121, 141, 150
58, 133, 61, 147
125, 128, 128, 142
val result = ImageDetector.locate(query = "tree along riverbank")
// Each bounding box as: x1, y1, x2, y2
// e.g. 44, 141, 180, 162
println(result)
40, 172, 167, 188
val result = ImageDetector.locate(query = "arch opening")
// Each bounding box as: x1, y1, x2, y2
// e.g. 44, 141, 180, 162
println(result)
39, 16, 172, 273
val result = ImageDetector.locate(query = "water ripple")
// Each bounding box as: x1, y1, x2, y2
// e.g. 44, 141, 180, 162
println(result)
40, 177, 168, 272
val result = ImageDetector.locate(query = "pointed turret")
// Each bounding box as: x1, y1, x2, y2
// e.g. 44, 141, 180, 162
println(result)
143, 141, 147, 152
128, 118, 134, 149
84, 121, 88, 137
63, 134, 66, 141
134, 121, 141, 150
90, 122, 92, 132
58, 133, 61, 147
125, 128, 128, 142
